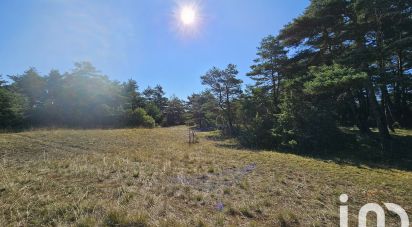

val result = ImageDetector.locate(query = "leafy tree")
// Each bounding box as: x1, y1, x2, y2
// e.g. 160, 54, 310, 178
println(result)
144, 102, 162, 124
201, 64, 243, 135
274, 86, 344, 152
304, 64, 370, 134
143, 85, 168, 124
56, 62, 124, 127
122, 79, 144, 111
143, 85, 168, 112
0, 88, 16, 128
127, 108, 155, 128
162, 96, 186, 126
186, 91, 219, 129
0, 76, 26, 128
237, 86, 276, 148
9, 68, 46, 109
9, 68, 46, 125
41, 70, 64, 126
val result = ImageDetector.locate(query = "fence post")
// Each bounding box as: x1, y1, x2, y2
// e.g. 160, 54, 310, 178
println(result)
188, 129, 191, 144
192, 131, 195, 143
188, 129, 196, 144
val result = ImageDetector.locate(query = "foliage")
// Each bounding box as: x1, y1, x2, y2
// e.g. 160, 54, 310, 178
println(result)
234, 0, 412, 151
186, 91, 219, 129
0, 62, 177, 129
127, 108, 155, 128
274, 89, 344, 152
304, 64, 368, 95
122, 79, 144, 111
237, 87, 277, 148
201, 64, 243, 135
143, 85, 168, 112
144, 102, 162, 124
1, 0, 412, 156
248, 35, 287, 111
162, 96, 186, 127
0, 76, 26, 128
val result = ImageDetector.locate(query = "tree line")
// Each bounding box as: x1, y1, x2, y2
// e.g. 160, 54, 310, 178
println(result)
1, 0, 411, 153
194, 0, 412, 151
0, 62, 186, 129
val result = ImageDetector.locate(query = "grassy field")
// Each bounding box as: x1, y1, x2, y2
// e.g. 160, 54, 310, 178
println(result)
0, 126, 411, 226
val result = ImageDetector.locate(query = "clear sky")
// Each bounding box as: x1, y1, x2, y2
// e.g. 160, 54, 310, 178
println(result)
0, 0, 309, 98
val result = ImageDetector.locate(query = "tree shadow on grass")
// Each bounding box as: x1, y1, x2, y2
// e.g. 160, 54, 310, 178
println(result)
208, 129, 412, 172
203, 130, 233, 142
334, 129, 412, 171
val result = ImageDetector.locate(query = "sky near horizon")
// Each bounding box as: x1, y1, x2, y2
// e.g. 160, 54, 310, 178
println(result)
0, 0, 309, 98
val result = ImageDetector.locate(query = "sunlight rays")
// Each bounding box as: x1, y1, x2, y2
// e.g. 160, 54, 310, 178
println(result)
172, 0, 204, 38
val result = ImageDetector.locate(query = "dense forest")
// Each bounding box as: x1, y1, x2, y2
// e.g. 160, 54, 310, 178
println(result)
1, 0, 411, 153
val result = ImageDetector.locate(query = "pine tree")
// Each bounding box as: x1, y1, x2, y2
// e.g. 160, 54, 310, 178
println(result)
248, 36, 287, 111
201, 64, 242, 135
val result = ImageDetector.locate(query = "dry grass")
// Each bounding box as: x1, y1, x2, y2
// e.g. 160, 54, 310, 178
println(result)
0, 126, 411, 226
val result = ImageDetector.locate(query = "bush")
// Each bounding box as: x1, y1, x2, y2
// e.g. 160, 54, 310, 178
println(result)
127, 108, 155, 128
144, 102, 162, 123
273, 93, 344, 153
238, 115, 278, 149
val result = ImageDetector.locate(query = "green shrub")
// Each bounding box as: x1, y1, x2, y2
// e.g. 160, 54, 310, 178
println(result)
128, 108, 155, 128
144, 102, 162, 123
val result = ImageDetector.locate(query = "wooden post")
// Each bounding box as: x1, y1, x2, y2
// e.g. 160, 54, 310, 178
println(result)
192, 131, 195, 143
188, 129, 196, 144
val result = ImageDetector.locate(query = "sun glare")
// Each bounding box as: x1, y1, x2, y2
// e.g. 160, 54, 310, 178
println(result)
172, 1, 203, 37
180, 6, 196, 25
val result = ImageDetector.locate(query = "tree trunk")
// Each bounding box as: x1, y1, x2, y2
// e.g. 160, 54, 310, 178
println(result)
271, 70, 279, 113
349, 92, 371, 135
367, 80, 391, 142
395, 50, 409, 127
352, 10, 391, 149
380, 85, 396, 132
225, 86, 234, 136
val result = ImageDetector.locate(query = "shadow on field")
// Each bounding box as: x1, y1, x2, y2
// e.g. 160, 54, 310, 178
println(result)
207, 130, 412, 172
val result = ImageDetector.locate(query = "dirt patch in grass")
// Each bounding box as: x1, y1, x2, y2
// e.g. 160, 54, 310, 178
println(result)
173, 163, 256, 192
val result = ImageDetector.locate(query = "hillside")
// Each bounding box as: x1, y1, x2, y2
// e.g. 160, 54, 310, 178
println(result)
0, 127, 411, 226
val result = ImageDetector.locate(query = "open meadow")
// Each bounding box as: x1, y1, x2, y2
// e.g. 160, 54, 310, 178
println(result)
0, 126, 411, 226
1, 0, 412, 226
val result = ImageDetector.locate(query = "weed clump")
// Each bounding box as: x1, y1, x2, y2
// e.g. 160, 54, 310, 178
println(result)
277, 211, 300, 227
103, 210, 149, 227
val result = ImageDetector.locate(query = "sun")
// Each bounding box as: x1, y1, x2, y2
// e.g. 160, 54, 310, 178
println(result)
180, 6, 196, 25
172, 2, 203, 37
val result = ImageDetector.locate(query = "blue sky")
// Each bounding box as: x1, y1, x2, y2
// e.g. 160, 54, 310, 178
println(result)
0, 0, 309, 98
